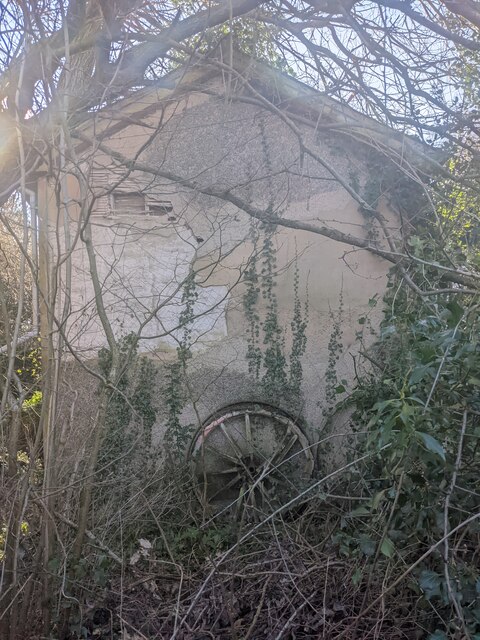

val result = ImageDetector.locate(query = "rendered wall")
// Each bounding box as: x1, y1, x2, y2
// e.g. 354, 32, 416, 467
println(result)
38, 78, 401, 459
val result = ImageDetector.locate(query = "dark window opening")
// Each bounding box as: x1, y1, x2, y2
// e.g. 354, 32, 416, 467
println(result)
112, 193, 174, 218
147, 201, 173, 216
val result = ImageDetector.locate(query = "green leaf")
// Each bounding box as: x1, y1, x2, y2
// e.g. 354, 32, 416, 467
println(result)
399, 403, 415, 425
22, 390, 43, 409
408, 235, 425, 254
372, 490, 386, 510
419, 570, 442, 599
48, 556, 61, 572
445, 300, 464, 328
335, 384, 346, 394
418, 344, 437, 363
380, 536, 395, 558
359, 535, 375, 557
352, 568, 363, 586
349, 505, 370, 517
417, 432, 446, 461
373, 399, 395, 412
409, 365, 432, 385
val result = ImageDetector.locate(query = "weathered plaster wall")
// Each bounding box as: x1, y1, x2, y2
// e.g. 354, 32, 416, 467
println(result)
39, 80, 400, 455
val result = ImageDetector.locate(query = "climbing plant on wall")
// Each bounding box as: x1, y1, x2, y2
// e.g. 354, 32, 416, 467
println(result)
244, 222, 262, 381
289, 259, 309, 399
164, 269, 198, 460
243, 228, 309, 407
97, 334, 157, 493
260, 226, 289, 399
324, 288, 344, 411
241, 115, 309, 406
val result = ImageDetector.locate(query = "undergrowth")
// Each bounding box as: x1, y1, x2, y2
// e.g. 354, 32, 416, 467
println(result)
67, 277, 480, 640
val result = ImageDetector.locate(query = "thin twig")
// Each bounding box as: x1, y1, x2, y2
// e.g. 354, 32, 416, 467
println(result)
443, 409, 469, 637
243, 575, 272, 640
274, 598, 309, 640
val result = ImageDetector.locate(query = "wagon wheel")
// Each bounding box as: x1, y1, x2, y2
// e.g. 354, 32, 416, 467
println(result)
188, 403, 314, 517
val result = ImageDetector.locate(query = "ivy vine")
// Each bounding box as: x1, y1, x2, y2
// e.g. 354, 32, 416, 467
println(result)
96, 334, 157, 492
325, 288, 344, 410
244, 222, 262, 380
243, 229, 309, 408
164, 269, 198, 460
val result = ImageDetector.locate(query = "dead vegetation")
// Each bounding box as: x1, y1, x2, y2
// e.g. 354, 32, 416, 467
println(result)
13, 463, 459, 640
88, 534, 428, 640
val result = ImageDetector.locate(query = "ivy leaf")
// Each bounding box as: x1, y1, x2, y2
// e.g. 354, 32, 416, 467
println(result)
408, 235, 425, 254
352, 568, 363, 585
380, 536, 395, 558
372, 490, 386, 510
349, 505, 370, 517
417, 432, 446, 461
419, 570, 442, 599
359, 535, 375, 557
445, 300, 464, 328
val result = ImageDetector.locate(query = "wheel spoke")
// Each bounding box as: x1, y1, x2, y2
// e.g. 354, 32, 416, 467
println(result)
245, 412, 251, 440
261, 429, 290, 469
247, 483, 258, 510
208, 473, 242, 500
201, 443, 241, 465
256, 478, 271, 503
245, 413, 255, 463
220, 423, 249, 467
273, 433, 298, 463
235, 485, 245, 520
